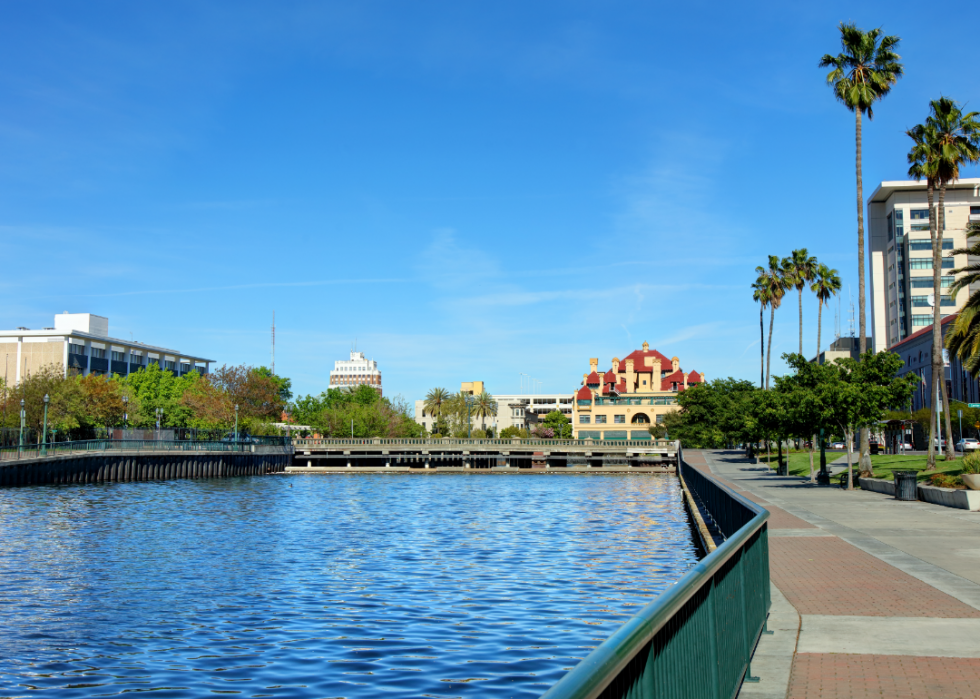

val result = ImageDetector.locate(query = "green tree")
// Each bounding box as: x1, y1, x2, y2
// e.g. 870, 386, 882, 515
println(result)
810, 263, 842, 361
423, 387, 450, 433
542, 410, 572, 439
755, 255, 787, 389
471, 391, 498, 432
821, 22, 903, 473
5, 364, 84, 439
782, 249, 819, 356
253, 366, 293, 402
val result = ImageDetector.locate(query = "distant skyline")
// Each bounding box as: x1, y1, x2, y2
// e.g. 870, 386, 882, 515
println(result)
2, 1, 978, 403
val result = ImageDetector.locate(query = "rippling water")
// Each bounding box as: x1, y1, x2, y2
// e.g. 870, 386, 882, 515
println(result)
0, 473, 698, 698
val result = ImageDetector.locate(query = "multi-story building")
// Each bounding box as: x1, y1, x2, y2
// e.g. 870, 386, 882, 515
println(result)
868, 178, 980, 351
572, 342, 702, 440
890, 312, 980, 411
328, 350, 382, 394
414, 383, 573, 435
811, 337, 861, 365
0, 312, 213, 383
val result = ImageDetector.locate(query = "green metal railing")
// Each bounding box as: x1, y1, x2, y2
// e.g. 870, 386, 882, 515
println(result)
0, 439, 256, 461
293, 438, 679, 449
540, 450, 770, 699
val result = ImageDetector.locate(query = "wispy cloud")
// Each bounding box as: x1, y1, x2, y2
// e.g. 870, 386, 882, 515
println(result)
26, 278, 409, 300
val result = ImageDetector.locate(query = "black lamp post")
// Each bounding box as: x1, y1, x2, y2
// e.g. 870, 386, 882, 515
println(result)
19, 399, 25, 454
122, 396, 128, 430
42, 394, 49, 456
234, 404, 239, 442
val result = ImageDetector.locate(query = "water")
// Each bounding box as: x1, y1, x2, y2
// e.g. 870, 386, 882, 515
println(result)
0, 474, 699, 699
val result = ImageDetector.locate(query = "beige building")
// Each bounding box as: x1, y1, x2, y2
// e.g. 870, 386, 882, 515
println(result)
868, 179, 980, 351
572, 342, 702, 440
460, 381, 484, 395
328, 350, 382, 395
0, 312, 213, 384
414, 388, 573, 435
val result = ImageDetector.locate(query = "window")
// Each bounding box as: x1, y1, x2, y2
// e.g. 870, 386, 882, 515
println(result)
595, 415, 607, 424
911, 279, 934, 288
910, 259, 932, 269
68, 343, 85, 355
579, 415, 590, 424
912, 315, 933, 326
941, 276, 955, 287
910, 209, 930, 220
164, 360, 176, 371
656, 414, 665, 423
911, 223, 930, 231
111, 351, 125, 361
971, 206, 980, 217
912, 295, 930, 307
887, 212, 894, 241
130, 353, 143, 364
941, 295, 956, 306
90, 347, 106, 359
614, 415, 625, 424
942, 258, 955, 268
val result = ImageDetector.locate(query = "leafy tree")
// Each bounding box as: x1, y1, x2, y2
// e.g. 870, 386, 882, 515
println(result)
542, 410, 572, 439
472, 391, 498, 432
79, 373, 129, 433
253, 366, 293, 402
3, 364, 84, 440
821, 22, 903, 471
500, 426, 529, 439
666, 379, 759, 449
207, 364, 286, 429
423, 387, 450, 427
782, 249, 819, 356
124, 363, 193, 428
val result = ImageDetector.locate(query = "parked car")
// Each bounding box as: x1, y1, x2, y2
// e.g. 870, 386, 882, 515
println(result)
933, 438, 947, 448
955, 438, 980, 452
829, 441, 845, 449
900, 442, 914, 451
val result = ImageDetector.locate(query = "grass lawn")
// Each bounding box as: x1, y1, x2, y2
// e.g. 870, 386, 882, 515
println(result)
759, 449, 964, 483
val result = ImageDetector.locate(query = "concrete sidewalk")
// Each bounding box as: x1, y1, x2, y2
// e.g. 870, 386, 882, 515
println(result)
687, 449, 980, 699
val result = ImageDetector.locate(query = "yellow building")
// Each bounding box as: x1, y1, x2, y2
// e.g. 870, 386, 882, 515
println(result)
573, 342, 704, 440
460, 381, 485, 395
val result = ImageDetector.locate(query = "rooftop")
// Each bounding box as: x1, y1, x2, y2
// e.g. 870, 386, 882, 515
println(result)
868, 178, 980, 205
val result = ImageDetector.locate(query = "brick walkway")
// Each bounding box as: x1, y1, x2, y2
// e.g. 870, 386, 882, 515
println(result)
788, 654, 980, 698
686, 450, 980, 698
770, 537, 980, 618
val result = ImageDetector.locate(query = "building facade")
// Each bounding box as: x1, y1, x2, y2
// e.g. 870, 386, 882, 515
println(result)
0, 313, 213, 384
328, 351, 382, 394
572, 342, 702, 440
811, 336, 861, 365
414, 388, 573, 435
868, 178, 980, 351
891, 313, 980, 411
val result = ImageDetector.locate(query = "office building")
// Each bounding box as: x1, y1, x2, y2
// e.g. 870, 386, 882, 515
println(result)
0, 312, 213, 383
890, 312, 980, 410
868, 178, 980, 351
328, 350, 382, 395
572, 342, 702, 440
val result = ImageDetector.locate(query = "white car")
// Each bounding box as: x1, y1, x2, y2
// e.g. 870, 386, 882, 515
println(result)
829, 441, 845, 449
955, 438, 980, 452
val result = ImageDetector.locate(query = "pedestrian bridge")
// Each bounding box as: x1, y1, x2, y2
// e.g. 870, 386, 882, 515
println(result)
291, 437, 679, 470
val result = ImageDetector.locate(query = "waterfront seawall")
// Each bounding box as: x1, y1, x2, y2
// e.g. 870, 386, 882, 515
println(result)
0, 449, 290, 487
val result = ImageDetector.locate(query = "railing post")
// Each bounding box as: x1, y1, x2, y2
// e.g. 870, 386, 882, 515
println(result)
706, 579, 722, 699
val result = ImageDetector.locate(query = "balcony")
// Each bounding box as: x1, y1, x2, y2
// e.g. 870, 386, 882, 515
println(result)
111, 360, 128, 375
67, 353, 88, 370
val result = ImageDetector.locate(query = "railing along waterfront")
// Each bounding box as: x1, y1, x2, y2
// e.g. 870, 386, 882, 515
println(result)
540, 450, 770, 699
293, 438, 678, 448
0, 439, 263, 462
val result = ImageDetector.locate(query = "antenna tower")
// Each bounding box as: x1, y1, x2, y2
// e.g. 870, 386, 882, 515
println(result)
848, 287, 855, 339
271, 311, 275, 376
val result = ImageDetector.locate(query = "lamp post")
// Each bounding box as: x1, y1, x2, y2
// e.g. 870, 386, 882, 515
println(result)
122, 396, 128, 430
234, 404, 239, 442
19, 399, 25, 454
42, 394, 49, 456
155, 407, 163, 441
466, 396, 473, 439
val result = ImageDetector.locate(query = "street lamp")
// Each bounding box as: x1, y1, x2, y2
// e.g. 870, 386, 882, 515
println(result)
42, 394, 49, 456
19, 399, 25, 454
155, 407, 163, 441
122, 396, 128, 430
234, 404, 239, 442
466, 396, 474, 439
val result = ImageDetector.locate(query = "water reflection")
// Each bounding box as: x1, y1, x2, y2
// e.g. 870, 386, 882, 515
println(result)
0, 474, 698, 698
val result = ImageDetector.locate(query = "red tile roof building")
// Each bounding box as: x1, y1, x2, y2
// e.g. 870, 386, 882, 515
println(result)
573, 341, 704, 440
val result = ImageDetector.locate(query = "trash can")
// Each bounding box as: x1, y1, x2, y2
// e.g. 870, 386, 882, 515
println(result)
894, 471, 918, 501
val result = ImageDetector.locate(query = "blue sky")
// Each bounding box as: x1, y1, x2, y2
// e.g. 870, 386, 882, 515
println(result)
2, 1, 979, 405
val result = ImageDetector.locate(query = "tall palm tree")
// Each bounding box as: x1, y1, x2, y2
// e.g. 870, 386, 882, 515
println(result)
811, 263, 842, 362
910, 98, 980, 463
755, 255, 787, 390
423, 387, 449, 433
752, 279, 770, 388
783, 249, 819, 356
471, 391, 498, 434
820, 23, 902, 471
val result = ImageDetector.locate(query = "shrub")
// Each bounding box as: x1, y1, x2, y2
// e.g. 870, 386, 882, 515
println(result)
962, 452, 980, 474
471, 429, 487, 438
430, 432, 443, 439
930, 473, 963, 489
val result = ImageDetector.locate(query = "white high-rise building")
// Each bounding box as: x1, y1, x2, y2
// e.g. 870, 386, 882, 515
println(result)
868, 179, 980, 351
329, 351, 382, 395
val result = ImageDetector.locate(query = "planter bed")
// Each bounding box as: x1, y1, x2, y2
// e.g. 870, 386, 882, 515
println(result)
859, 477, 980, 511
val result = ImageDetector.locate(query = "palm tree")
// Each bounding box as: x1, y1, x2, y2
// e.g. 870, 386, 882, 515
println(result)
811, 263, 842, 362
755, 255, 787, 390
783, 249, 819, 356
948, 225, 980, 377
423, 387, 449, 433
752, 279, 769, 388
909, 98, 980, 464
472, 391, 498, 434
820, 23, 902, 471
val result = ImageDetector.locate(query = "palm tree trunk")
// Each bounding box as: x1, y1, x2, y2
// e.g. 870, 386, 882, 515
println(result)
798, 287, 804, 357
760, 303, 765, 387
928, 179, 939, 470
938, 182, 956, 461
766, 304, 775, 390
855, 108, 872, 476
817, 300, 823, 362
